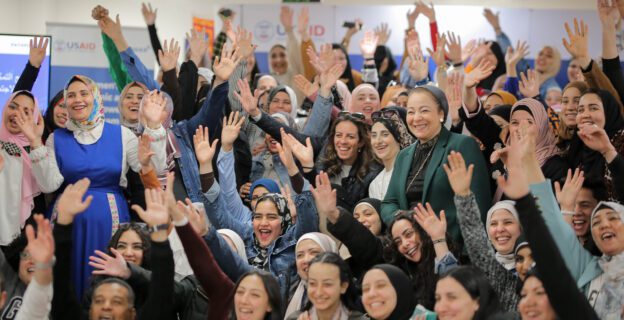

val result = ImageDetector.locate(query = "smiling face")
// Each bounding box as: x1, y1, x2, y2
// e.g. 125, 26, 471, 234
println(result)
353, 203, 383, 236
391, 219, 422, 263
362, 269, 397, 320
269, 46, 288, 75
120, 86, 144, 124
115, 229, 144, 266
66, 80, 94, 123
333, 120, 362, 165
514, 247, 533, 282
591, 208, 624, 256
53, 101, 68, 128
371, 122, 400, 163
567, 59, 585, 82
484, 94, 504, 113
487, 210, 521, 254
576, 93, 606, 130
257, 76, 278, 93
252, 200, 283, 248
535, 47, 555, 73
434, 277, 480, 320
295, 239, 323, 280
545, 90, 561, 107
352, 87, 380, 120
89, 283, 136, 320
509, 110, 536, 138
3, 94, 35, 135
568, 188, 598, 237
18, 250, 34, 285
307, 262, 348, 314
268, 91, 292, 115
234, 275, 273, 320
264, 133, 280, 154
333, 49, 348, 75
560, 87, 581, 127
518, 276, 557, 320
406, 91, 444, 143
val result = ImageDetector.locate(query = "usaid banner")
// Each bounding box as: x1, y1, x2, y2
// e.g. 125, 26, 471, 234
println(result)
46, 22, 156, 123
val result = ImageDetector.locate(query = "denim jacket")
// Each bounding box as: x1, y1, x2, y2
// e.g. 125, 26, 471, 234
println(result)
119, 47, 160, 91
202, 181, 319, 301
250, 152, 293, 188
169, 82, 229, 203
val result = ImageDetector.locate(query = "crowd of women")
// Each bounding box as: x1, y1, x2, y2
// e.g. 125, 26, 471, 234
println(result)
1, 0, 624, 319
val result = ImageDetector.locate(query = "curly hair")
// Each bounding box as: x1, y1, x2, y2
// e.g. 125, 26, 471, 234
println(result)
384, 210, 459, 310
320, 117, 374, 182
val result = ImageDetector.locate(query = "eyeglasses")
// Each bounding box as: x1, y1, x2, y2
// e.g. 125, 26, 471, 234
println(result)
372, 109, 400, 121
337, 111, 366, 121
20, 251, 31, 260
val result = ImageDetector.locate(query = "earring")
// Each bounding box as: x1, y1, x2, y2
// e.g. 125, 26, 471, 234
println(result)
440, 118, 444, 123
358, 148, 362, 153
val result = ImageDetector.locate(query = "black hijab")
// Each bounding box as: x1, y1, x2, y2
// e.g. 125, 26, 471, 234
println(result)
369, 264, 416, 320
478, 41, 506, 91
568, 89, 624, 176
374, 45, 397, 97
354, 198, 385, 233
333, 43, 356, 91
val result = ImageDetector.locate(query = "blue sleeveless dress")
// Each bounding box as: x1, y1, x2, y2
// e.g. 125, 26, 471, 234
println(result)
53, 122, 130, 299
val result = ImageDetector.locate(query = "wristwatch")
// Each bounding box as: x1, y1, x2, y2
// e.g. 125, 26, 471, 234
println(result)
149, 223, 170, 233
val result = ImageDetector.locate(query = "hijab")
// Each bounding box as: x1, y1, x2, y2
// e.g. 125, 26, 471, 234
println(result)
478, 41, 506, 91
487, 91, 517, 106
335, 80, 352, 111
590, 201, 624, 319
0, 91, 42, 227
285, 233, 339, 318
486, 200, 519, 270
349, 83, 380, 113
250, 193, 292, 270
488, 104, 512, 121
118, 82, 149, 135
64, 75, 105, 132
372, 106, 415, 149
217, 229, 248, 261
568, 90, 624, 175
249, 178, 280, 201
354, 198, 386, 233
509, 98, 561, 166
369, 264, 416, 320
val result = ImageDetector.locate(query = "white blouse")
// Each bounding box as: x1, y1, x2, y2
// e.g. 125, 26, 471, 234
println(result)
29, 123, 167, 193
0, 148, 24, 245
369, 167, 394, 200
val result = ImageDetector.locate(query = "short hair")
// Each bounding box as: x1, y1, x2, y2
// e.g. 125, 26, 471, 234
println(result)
92, 278, 135, 307
440, 266, 502, 320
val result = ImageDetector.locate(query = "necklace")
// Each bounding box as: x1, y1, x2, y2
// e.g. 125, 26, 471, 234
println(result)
405, 140, 437, 192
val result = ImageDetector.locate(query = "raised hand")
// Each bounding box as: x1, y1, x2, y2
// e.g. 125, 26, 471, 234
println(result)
407, 4, 420, 28
213, 44, 241, 82
284, 133, 314, 169
360, 31, 379, 59
89, 249, 131, 279
297, 7, 310, 41
554, 168, 585, 212
294, 74, 320, 98
141, 2, 157, 25
132, 188, 169, 227
445, 32, 462, 65
406, 30, 421, 55
307, 43, 335, 74
141, 90, 166, 129
445, 72, 463, 124
416, 1, 436, 22
98, 14, 123, 41
461, 39, 477, 63
518, 69, 540, 98
221, 111, 245, 151
464, 60, 495, 88
276, 128, 298, 175
25, 214, 55, 266
138, 134, 155, 169
408, 46, 430, 82
279, 183, 297, 224
177, 198, 209, 236
483, 8, 501, 32
16, 108, 44, 146
505, 40, 530, 71
158, 38, 180, 72
236, 27, 255, 59
29, 36, 49, 68
193, 125, 219, 173
234, 79, 261, 117
413, 203, 447, 241
577, 124, 618, 161
443, 151, 474, 197
91, 5, 109, 21
562, 18, 590, 63
496, 122, 538, 199
310, 171, 340, 223
598, 0, 620, 28
374, 23, 392, 46
320, 64, 343, 97
188, 29, 208, 67
426, 34, 447, 68
224, 20, 237, 45
280, 6, 294, 32
345, 18, 363, 39
469, 41, 493, 67
56, 178, 93, 225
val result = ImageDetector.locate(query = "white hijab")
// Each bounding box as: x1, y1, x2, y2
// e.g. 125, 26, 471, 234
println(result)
486, 200, 519, 270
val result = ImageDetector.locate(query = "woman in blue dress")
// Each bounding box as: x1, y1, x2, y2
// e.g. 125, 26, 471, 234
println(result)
23, 75, 167, 298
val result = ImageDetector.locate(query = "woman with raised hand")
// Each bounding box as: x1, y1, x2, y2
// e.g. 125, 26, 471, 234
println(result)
25, 75, 167, 298
381, 85, 491, 243
287, 252, 366, 320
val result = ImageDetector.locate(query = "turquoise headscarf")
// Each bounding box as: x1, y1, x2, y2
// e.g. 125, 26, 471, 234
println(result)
64, 75, 105, 132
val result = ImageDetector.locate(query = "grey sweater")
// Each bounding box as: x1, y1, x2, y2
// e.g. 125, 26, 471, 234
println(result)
454, 193, 519, 312
0, 250, 27, 320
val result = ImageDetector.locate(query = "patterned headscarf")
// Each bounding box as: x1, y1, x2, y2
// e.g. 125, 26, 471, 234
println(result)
118, 81, 148, 135
509, 98, 561, 166
254, 193, 292, 232
64, 75, 105, 132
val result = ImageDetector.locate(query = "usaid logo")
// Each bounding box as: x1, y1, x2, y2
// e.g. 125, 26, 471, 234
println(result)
53, 39, 97, 53
254, 20, 275, 43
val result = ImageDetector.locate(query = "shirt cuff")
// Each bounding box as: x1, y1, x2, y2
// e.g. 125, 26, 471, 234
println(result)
173, 216, 189, 227
461, 98, 482, 119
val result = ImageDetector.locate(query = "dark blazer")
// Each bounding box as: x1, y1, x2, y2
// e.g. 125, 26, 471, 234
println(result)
381, 127, 491, 243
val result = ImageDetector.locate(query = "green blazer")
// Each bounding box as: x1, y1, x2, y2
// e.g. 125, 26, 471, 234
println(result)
381, 127, 491, 243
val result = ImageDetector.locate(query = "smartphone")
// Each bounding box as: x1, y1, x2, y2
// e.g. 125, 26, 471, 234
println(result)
219, 8, 233, 18
411, 305, 437, 320
342, 21, 362, 30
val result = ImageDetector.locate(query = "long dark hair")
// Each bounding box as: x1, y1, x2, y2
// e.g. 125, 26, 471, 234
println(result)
385, 211, 456, 309
440, 266, 502, 320
107, 223, 151, 269
320, 117, 373, 181
478, 41, 506, 91
332, 44, 356, 91
303, 252, 361, 312
230, 270, 283, 320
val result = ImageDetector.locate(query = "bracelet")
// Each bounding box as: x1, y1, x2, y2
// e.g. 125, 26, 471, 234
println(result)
365, 57, 374, 61
34, 256, 56, 270
302, 166, 314, 170
452, 62, 464, 68
432, 238, 446, 245
561, 210, 575, 216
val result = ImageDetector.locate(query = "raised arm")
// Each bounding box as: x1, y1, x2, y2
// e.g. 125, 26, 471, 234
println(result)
141, 3, 162, 63
598, 1, 624, 107
14, 36, 47, 93
159, 39, 183, 119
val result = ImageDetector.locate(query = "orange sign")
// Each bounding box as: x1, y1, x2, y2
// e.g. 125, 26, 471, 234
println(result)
192, 17, 215, 56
